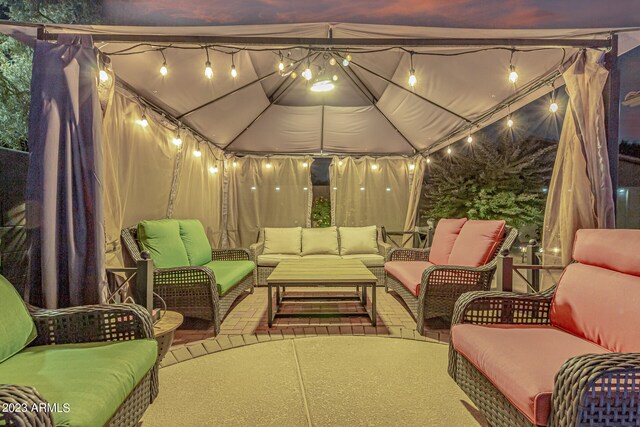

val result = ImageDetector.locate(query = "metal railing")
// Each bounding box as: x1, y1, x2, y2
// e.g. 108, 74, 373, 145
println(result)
496, 240, 564, 292
106, 251, 154, 316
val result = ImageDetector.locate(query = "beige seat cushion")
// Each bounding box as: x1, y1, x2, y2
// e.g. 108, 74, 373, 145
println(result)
263, 227, 302, 255
301, 227, 339, 255
257, 254, 302, 267
301, 254, 342, 261
339, 226, 379, 255
340, 254, 385, 267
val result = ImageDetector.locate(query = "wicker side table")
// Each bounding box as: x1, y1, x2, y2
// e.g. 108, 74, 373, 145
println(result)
153, 310, 184, 362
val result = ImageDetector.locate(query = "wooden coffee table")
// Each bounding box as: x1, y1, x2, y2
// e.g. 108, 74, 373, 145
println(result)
267, 259, 377, 327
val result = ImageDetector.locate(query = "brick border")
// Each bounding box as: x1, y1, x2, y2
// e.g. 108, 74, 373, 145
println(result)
160, 327, 447, 368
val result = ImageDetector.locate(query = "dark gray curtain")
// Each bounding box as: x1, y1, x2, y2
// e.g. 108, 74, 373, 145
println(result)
27, 34, 106, 308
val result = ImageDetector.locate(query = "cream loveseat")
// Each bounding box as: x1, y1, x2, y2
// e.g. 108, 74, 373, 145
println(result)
250, 226, 391, 286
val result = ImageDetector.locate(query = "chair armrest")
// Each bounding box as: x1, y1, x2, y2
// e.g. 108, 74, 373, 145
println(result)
28, 303, 154, 347
387, 248, 430, 262
550, 353, 640, 427
450, 286, 555, 326
377, 241, 392, 258
249, 241, 265, 261
211, 248, 250, 261
0, 385, 55, 426
154, 266, 218, 292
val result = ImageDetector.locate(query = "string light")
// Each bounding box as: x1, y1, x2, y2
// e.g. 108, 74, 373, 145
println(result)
230, 53, 238, 78
466, 133, 473, 143
409, 163, 415, 171
204, 47, 213, 79
338, 160, 343, 166
251, 186, 257, 191
408, 52, 417, 87
508, 50, 518, 84
386, 187, 391, 192
159, 50, 168, 76
275, 186, 281, 191
447, 147, 453, 154
232, 161, 238, 168
265, 161, 272, 169
193, 148, 202, 157
302, 65, 313, 81
209, 166, 218, 174
360, 186, 365, 191
99, 69, 109, 82
371, 163, 378, 170
278, 51, 285, 72
291, 71, 298, 79
507, 116, 514, 128
303, 187, 309, 191
172, 129, 182, 146
332, 75, 338, 81
302, 162, 309, 168
137, 114, 148, 127
426, 156, 431, 164
549, 82, 559, 113
346, 54, 352, 62
329, 57, 336, 66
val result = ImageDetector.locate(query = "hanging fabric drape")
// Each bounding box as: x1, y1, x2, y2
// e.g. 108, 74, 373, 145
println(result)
225, 156, 313, 248
329, 156, 417, 233
402, 156, 427, 247
26, 35, 106, 307
542, 50, 615, 270
103, 90, 178, 267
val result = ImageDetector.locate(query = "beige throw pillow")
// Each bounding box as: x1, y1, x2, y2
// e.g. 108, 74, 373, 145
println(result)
339, 226, 379, 255
301, 227, 339, 255
263, 227, 302, 254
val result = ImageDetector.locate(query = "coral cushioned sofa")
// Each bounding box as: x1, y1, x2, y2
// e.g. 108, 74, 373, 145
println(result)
250, 226, 391, 286
449, 229, 640, 427
384, 218, 518, 331
0, 275, 158, 426
122, 219, 255, 334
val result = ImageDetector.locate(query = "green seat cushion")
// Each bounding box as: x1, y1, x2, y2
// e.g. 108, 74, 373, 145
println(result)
0, 275, 36, 363
178, 219, 212, 266
204, 260, 256, 296
138, 219, 189, 268
0, 339, 157, 427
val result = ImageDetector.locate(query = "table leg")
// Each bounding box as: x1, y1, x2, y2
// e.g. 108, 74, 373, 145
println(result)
371, 283, 377, 326
276, 284, 280, 305
268, 283, 273, 327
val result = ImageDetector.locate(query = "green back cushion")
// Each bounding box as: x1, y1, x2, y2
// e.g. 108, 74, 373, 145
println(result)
263, 227, 302, 255
0, 339, 157, 426
178, 219, 212, 266
301, 227, 339, 255
137, 219, 190, 268
339, 226, 379, 255
204, 261, 256, 296
0, 275, 36, 363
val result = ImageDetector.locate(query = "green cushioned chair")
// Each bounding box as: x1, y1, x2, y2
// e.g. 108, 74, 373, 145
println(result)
122, 219, 255, 334
0, 275, 158, 427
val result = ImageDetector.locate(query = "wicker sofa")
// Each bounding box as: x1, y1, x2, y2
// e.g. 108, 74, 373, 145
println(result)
250, 226, 391, 287
122, 219, 255, 334
384, 218, 518, 332
449, 229, 640, 427
0, 275, 158, 427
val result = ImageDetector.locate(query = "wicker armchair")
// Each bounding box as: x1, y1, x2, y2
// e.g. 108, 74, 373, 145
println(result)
121, 226, 254, 334
0, 303, 158, 427
385, 226, 518, 333
448, 229, 640, 427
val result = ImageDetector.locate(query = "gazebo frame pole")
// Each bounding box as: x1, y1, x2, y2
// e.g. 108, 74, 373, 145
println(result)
604, 33, 620, 213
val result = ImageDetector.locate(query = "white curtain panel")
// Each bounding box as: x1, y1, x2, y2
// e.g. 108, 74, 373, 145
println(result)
329, 156, 421, 232
226, 155, 313, 248
542, 50, 615, 270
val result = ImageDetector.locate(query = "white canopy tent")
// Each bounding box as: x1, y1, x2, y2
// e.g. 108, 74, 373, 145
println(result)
3, 21, 640, 305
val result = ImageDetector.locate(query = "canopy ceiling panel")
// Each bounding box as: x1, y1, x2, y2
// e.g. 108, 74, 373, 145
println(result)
323, 106, 412, 154
229, 105, 322, 152
5, 21, 638, 155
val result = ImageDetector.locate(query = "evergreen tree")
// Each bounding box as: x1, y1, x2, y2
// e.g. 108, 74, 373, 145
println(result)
0, 0, 103, 151
420, 134, 556, 231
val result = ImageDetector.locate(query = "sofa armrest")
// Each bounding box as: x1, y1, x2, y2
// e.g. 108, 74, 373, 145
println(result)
387, 248, 430, 262
29, 303, 154, 347
211, 248, 250, 261
450, 286, 555, 326
377, 241, 392, 258
0, 385, 55, 426
550, 353, 640, 427
249, 241, 265, 261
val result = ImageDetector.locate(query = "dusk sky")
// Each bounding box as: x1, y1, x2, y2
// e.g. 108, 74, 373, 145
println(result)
104, 0, 640, 28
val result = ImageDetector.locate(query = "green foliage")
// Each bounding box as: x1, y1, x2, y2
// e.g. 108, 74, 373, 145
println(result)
0, 0, 103, 151
420, 134, 556, 230
311, 196, 331, 228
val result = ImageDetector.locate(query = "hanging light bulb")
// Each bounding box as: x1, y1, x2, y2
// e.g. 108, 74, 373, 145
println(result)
508, 65, 518, 83
467, 134, 473, 143
99, 69, 109, 82
172, 130, 182, 146
549, 82, 559, 113
426, 156, 431, 164
342, 58, 349, 67
346, 54, 352, 62
159, 61, 168, 76
232, 161, 238, 168
204, 61, 213, 79
209, 166, 218, 174
302, 67, 313, 81
302, 162, 309, 168
408, 52, 417, 87
371, 164, 378, 171
137, 114, 149, 127
265, 161, 272, 169
230, 53, 238, 78
291, 71, 298, 79
193, 148, 202, 157
409, 163, 415, 171
278, 51, 285, 72
338, 160, 343, 166
329, 57, 336, 66
507, 116, 514, 128
447, 147, 453, 154
549, 101, 559, 113
332, 75, 338, 81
